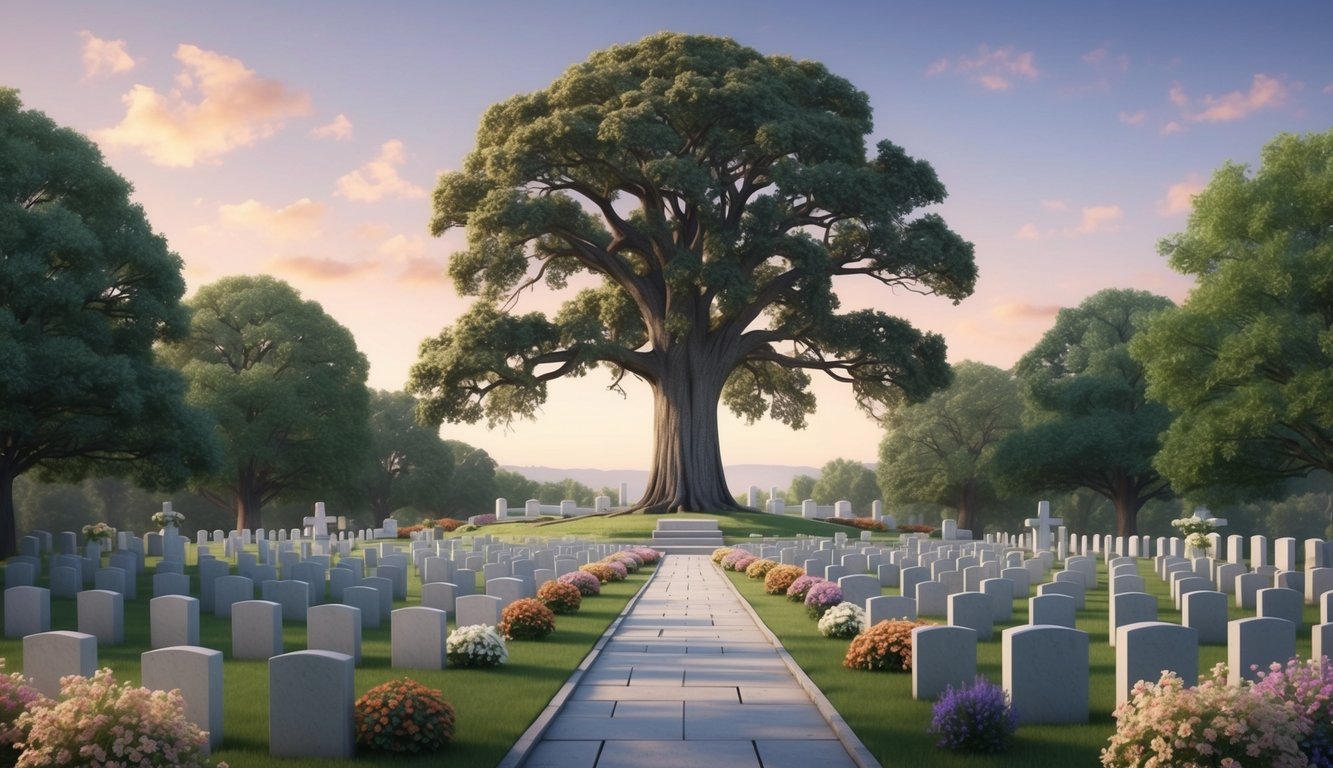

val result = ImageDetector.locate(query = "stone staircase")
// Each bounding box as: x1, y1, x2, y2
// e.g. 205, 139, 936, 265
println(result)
647, 518, 724, 555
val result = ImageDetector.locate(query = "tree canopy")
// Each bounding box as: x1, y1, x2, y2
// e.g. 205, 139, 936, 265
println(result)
436, 440, 498, 517
878, 361, 1022, 532
361, 390, 454, 525
811, 458, 881, 512
408, 32, 975, 513
161, 275, 370, 530
993, 288, 1176, 536
1132, 129, 1333, 499
0, 90, 217, 556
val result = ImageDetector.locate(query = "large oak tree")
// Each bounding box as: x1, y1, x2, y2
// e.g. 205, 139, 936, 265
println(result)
1132, 129, 1333, 499
409, 33, 976, 512
162, 276, 370, 531
0, 90, 217, 556
362, 390, 454, 525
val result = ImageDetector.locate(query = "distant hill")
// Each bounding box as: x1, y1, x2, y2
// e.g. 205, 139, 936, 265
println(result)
499, 463, 828, 502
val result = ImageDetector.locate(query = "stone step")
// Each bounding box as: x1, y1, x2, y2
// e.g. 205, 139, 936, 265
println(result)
650, 529, 728, 539
650, 544, 729, 556
647, 536, 724, 548
654, 519, 722, 532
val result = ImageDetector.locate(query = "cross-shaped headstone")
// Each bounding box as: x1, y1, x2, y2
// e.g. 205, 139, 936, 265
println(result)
303, 502, 333, 544
1192, 507, 1227, 528
1024, 500, 1064, 555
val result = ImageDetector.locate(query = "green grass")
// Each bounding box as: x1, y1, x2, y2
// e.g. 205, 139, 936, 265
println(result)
466, 509, 895, 544
725, 557, 1323, 767
0, 548, 652, 767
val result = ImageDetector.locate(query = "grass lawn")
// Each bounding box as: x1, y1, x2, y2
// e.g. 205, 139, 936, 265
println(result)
0, 545, 653, 768
468, 509, 892, 544
725, 554, 1323, 767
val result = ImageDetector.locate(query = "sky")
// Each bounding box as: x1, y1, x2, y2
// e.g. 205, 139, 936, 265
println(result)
3, 1, 1331, 476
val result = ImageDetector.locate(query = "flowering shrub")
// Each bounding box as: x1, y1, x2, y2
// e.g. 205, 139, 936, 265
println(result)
744, 559, 777, 579
804, 581, 844, 619
896, 524, 936, 534
1254, 657, 1333, 767
537, 580, 582, 614
826, 517, 887, 532
354, 677, 456, 753
419, 517, 437, 529
720, 550, 757, 572
81, 522, 113, 542
150, 509, 184, 528
598, 560, 628, 581
607, 553, 641, 573
445, 624, 508, 667
499, 598, 556, 641
817, 602, 866, 638
763, 565, 804, 595
1101, 665, 1309, 768
0, 660, 43, 762
844, 619, 933, 672
786, 574, 825, 602
15, 668, 211, 768
558, 570, 601, 596
711, 547, 734, 564
1170, 514, 1217, 553
579, 563, 617, 583
930, 676, 1019, 753
398, 518, 466, 538
627, 547, 661, 564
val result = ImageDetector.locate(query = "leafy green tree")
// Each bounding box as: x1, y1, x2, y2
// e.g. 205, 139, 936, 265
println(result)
0, 90, 218, 556
437, 440, 497, 517
878, 362, 1022, 532
992, 288, 1176, 536
1132, 129, 1333, 498
786, 474, 817, 504
362, 390, 454, 525
408, 33, 976, 514
494, 469, 540, 505
161, 276, 370, 531
539, 479, 596, 506
811, 458, 881, 512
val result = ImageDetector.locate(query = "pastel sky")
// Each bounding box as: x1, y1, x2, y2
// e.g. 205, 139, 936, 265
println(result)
3, 2, 1331, 474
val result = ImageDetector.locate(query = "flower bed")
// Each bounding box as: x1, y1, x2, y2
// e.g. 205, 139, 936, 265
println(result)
786, 574, 825, 602
930, 677, 1018, 753
499, 598, 556, 641
445, 624, 508, 667
537, 580, 582, 614
763, 565, 804, 595
558, 570, 601, 596
844, 619, 934, 672
579, 563, 617, 584
826, 517, 887, 532
354, 677, 456, 753
745, 558, 777, 579
817, 602, 866, 638
804, 581, 844, 619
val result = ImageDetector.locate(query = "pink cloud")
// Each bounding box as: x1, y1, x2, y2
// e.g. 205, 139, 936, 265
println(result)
95, 44, 310, 166
267, 255, 380, 281
310, 113, 353, 141
79, 31, 135, 78
213, 198, 326, 240
1166, 74, 1298, 127
397, 257, 451, 285
1325, 83, 1333, 95
335, 140, 427, 202
926, 44, 1038, 90
1082, 45, 1129, 73
1156, 177, 1204, 217
994, 302, 1061, 321
1016, 223, 1046, 240
1040, 199, 1069, 211
1118, 110, 1147, 126
1160, 121, 1185, 136
1074, 205, 1123, 234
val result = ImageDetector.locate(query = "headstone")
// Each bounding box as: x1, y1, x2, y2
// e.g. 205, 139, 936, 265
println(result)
232, 600, 283, 660
1037, 580, 1084, 610
981, 578, 1014, 622
838, 575, 879, 610
49, 566, 80, 600
1214, 563, 1246, 595
76, 589, 124, 645
94, 566, 128, 598
4, 585, 50, 638
1000, 567, 1031, 598
1274, 537, 1298, 573
1257, 587, 1304, 627
1227, 617, 1296, 685
290, 561, 327, 605
391, 606, 448, 670
141, 646, 224, 752
915, 580, 948, 618
1174, 576, 1213, 610
455, 594, 503, 627
1315, 622, 1333, 661
912, 625, 977, 700
866, 595, 917, 624
264, 580, 312, 623
947, 592, 994, 640
302, 502, 334, 556
268, 650, 355, 758
1028, 594, 1076, 628
198, 559, 230, 613
308, 604, 362, 664
1109, 592, 1157, 646
1235, 572, 1267, 610
486, 577, 525, 612
1002, 625, 1089, 724
1115, 622, 1198, 705
341, 585, 381, 629
1024, 501, 1063, 554
1306, 568, 1333, 606
213, 575, 255, 618
23, 630, 97, 698
1182, 589, 1229, 645
360, 576, 393, 623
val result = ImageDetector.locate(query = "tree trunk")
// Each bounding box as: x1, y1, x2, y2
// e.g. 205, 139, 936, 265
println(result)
638, 347, 744, 514
233, 473, 264, 532
955, 479, 979, 533
0, 468, 16, 559
1111, 490, 1143, 537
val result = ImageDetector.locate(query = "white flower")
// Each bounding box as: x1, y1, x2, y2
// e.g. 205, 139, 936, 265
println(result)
818, 602, 867, 638
446, 624, 508, 666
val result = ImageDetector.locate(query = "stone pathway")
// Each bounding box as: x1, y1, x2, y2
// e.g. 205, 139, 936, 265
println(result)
511, 555, 876, 768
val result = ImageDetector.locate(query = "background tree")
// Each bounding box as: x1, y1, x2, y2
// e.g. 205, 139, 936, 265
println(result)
408, 33, 976, 514
494, 469, 540, 506
538, 479, 596, 506
786, 474, 817, 504
1132, 129, 1333, 499
362, 390, 454, 525
992, 288, 1176, 536
811, 458, 881, 512
162, 276, 370, 531
878, 361, 1022, 532
436, 440, 498, 517
0, 90, 218, 556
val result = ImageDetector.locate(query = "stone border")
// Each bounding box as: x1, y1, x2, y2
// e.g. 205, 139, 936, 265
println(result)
496, 557, 664, 768
717, 562, 882, 768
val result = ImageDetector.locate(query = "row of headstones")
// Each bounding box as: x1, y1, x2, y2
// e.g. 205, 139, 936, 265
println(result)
18, 631, 360, 758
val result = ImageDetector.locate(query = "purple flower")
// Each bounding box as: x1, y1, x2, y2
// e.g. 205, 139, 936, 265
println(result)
803, 581, 843, 618
786, 574, 825, 602
929, 676, 1018, 753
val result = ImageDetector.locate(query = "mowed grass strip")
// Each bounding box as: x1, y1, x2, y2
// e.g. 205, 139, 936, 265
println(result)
726, 557, 1322, 767
0, 549, 653, 768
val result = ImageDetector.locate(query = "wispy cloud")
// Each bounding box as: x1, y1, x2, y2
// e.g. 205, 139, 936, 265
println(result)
1118, 110, 1147, 126
1156, 177, 1204, 217
1016, 223, 1047, 240
1040, 199, 1069, 211
267, 255, 380, 281
79, 31, 136, 78
1160, 120, 1185, 136
1324, 83, 1333, 95
1081, 45, 1129, 73
95, 44, 310, 166
310, 113, 353, 141
208, 198, 327, 241
994, 302, 1061, 321
926, 44, 1039, 91
1164, 74, 1298, 132
1075, 205, 1123, 234
398, 257, 450, 285
335, 140, 427, 202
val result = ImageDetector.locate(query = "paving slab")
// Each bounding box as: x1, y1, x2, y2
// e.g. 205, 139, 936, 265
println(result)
505, 554, 876, 768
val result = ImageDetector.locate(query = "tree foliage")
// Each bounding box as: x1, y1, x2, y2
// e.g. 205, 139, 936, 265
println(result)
161, 276, 370, 530
408, 33, 975, 512
1132, 129, 1333, 498
993, 288, 1176, 536
878, 361, 1022, 532
811, 458, 881, 512
0, 89, 218, 555
436, 440, 498, 517
361, 390, 454, 525
786, 474, 817, 504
